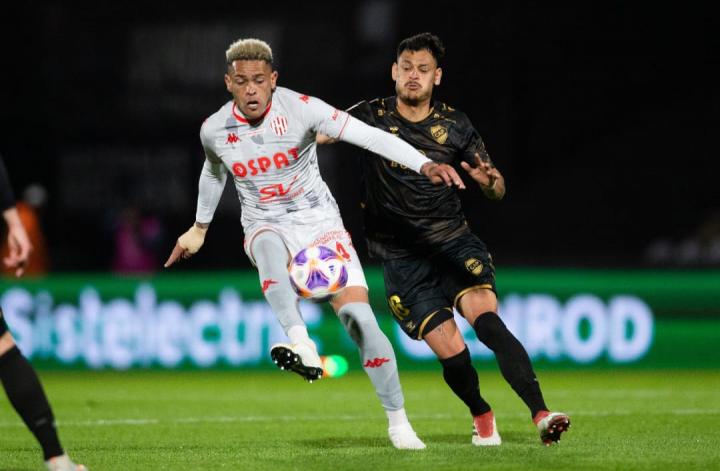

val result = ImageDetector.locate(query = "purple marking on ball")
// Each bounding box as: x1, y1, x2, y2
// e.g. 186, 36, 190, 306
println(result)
306, 268, 330, 290
316, 245, 337, 261
337, 265, 348, 287
293, 249, 309, 265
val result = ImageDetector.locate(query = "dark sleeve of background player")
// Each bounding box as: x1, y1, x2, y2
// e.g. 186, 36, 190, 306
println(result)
459, 117, 494, 167
346, 100, 376, 126
0, 155, 16, 211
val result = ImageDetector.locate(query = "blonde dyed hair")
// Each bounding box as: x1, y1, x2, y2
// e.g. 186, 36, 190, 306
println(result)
225, 38, 273, 65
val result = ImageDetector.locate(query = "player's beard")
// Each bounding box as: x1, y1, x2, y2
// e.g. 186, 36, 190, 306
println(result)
397, 84, 431, 107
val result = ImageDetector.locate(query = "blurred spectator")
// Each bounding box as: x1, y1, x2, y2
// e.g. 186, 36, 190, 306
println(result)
1, 184, 49, 276
111, 206, 165, 274
645, 210, 720, 266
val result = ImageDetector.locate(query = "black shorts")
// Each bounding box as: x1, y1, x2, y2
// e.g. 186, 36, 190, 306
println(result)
382, 232, 496, 340
0, 308, 8, 336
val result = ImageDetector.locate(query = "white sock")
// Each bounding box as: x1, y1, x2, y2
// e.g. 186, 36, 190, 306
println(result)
386, 408, 411, 428
287, 325, 312, 345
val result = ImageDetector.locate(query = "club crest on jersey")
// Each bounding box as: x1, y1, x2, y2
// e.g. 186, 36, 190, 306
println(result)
430, 124, 448, 145
271, 115, 289, 136
465, 258, 483, 276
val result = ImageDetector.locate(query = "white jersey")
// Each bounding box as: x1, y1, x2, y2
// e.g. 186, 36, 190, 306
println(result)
195, 86, 432, 233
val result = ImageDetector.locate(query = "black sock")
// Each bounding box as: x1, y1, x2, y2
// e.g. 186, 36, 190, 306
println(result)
439, 346, 491, 417
0, 346, 63, 460
473, 312, 548, 418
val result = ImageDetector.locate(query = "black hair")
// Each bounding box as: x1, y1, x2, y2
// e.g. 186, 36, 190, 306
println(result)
396, 32, 445, 65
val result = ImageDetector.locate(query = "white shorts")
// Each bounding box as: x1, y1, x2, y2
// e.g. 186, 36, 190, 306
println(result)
243, 216, 368, 290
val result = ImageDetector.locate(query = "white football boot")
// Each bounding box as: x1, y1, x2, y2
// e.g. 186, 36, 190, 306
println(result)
45, 454, 87, 471
472, 411, 502, 446
388, 423, 426, 450
270, 341, 323, 382
534, 411, 571, 446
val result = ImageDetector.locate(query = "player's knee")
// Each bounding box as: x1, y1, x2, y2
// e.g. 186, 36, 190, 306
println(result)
338, 302, 381, 345
0, 339, 20, 364
0, 310, 8, 337
473, 311, 508, 345
252, 231, 288, 265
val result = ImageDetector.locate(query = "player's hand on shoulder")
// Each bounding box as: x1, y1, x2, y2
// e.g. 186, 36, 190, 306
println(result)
163, 224, 208, 268
420, 161, 465, 189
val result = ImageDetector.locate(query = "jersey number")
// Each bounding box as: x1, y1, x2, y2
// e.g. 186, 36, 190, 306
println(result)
335, 242, 351, 261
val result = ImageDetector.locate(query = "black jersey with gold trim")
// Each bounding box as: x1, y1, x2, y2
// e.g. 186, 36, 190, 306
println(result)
348, 96, 492, 260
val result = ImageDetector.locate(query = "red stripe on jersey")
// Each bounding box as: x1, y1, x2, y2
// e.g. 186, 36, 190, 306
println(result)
232, 101, 272, 124
337, 113, 351, 140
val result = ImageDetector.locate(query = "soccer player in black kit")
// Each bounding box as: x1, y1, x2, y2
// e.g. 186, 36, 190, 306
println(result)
0, 156, 86, 470
320, 32, 570, 446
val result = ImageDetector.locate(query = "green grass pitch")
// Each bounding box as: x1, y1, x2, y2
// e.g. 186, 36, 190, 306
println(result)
1, 369, 718, 470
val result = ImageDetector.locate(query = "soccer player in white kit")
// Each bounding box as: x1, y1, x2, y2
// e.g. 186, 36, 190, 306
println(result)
164, 38, 465, 449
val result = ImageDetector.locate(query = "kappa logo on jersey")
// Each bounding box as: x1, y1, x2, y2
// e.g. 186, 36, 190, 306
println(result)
363, 357, 390, 368
270, 115, 289, 136
299, 95, 310, 103
232, 147, 300, 178
226, 133, 240, 144
258, 174, 301, 202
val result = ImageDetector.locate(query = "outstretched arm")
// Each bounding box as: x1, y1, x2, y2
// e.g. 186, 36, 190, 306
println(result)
336, 116, 465, 189
164, 157, 227, 267
460, 153, 506, 200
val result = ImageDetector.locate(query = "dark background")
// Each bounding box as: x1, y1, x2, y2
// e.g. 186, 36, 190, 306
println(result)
1, 1, 716, 272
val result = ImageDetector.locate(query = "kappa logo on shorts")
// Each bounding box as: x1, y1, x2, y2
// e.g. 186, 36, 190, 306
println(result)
363, 357, 390, 368
465, 258, 484, 276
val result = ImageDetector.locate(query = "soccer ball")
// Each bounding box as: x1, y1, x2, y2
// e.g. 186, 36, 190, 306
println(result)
288, 245, 348, 302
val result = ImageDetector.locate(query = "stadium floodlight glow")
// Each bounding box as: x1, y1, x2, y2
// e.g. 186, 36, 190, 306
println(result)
320, 355, 349, 378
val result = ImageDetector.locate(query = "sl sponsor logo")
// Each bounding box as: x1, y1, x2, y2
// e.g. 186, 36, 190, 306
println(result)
430, 124, 448, 144
258, 175, 300, 202
232, 147, 299, 178
465, 258, 483, 276
363, 357, 390, 368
